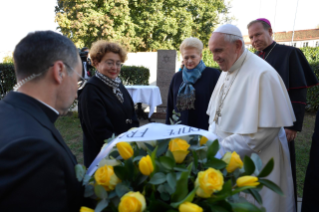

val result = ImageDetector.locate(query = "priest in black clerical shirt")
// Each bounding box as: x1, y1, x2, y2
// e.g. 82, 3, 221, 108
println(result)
248, 18, 319, 209
0, 31, 85, 211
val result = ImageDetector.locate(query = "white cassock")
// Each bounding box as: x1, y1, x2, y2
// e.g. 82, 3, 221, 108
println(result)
207, 49, 296, 212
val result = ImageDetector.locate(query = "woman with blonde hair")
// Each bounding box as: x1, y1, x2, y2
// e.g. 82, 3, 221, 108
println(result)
78, 41, 139, 167
166, 37, 220, 130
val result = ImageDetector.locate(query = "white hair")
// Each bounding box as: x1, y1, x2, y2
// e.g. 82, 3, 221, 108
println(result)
223, 34, 245, 51
180, 37, 203, 53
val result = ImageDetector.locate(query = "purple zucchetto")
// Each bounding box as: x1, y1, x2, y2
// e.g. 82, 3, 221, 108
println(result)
257, 18, 271, 27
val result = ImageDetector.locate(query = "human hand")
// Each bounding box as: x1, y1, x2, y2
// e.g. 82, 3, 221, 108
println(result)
285, 129, 297, 142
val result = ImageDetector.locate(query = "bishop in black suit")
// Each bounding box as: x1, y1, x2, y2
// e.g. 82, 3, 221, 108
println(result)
248, 18, 319, 209
0, 31, 84, 211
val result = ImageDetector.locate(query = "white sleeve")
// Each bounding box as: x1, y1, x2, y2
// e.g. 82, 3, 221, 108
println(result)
220, 128, 280, 158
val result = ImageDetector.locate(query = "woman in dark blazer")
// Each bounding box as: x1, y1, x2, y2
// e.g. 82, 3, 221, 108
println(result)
78, 41, 139, 167
166, 37, 220, 130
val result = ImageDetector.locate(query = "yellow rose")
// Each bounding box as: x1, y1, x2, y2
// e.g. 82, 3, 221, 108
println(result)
195, 168, 224, 198
236, 176, 260, 187
117, 142, 134, 160
118, 191, 146, 212
139, 155, 154, 176
199, 136, 208, 146
222, 152, 243, 173
94, 165, 121, 191
179, 202, 203, 212
169, 138, 190, 163
80, 207, 95, 212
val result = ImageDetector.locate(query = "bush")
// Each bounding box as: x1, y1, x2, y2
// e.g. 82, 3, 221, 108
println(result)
202, 49, 220, 70
306, 62, 319, 111
0, 63, 16, 99
120, 65, 150, 85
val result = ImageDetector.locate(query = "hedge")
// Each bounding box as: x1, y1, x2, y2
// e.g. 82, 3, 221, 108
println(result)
120, 65, 150, 85
0, 63, 15, 99
307, 62, 319, 111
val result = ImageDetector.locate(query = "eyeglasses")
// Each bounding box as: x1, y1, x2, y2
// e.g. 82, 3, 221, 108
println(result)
63, 63, 87, 90
105, 61, 123, 68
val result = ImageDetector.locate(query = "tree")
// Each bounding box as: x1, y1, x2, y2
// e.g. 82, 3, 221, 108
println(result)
55, 0, 231, 51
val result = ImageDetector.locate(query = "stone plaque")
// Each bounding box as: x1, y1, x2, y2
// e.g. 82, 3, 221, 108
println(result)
156, 50, 176, 113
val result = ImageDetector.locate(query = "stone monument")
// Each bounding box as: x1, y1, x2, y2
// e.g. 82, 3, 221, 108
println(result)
156, 50, 176, 115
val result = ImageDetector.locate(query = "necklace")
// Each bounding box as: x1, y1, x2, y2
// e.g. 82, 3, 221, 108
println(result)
213, 52, 248, 124
264, 43, 277, 60
13, 73, 43, 91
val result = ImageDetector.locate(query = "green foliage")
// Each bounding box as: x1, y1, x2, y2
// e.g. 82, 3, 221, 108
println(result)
55, 0, 232, 51
202, 48, 220, 70
2, 53, 14, 63
0, 63, 16, 99
120, 65, 150, 85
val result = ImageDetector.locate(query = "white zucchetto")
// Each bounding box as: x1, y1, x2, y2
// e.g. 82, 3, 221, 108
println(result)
213, 24, 243, 38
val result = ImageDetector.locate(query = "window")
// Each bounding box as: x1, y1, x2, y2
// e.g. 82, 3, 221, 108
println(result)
293, 43, 297, 47
303, 42, 308, 47
316, 41, 319, 47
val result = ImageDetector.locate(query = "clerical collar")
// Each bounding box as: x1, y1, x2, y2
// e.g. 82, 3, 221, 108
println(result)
228, 48, 248, 73
261, 41, 276, 53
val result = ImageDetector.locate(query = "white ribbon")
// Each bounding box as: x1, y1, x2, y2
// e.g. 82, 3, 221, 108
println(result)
86, 123, 220, 176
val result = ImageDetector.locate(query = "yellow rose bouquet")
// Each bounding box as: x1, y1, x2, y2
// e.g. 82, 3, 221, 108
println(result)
75, 115, 283, 212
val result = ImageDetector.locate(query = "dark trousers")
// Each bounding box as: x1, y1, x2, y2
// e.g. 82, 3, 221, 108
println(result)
289, 140, 297, 210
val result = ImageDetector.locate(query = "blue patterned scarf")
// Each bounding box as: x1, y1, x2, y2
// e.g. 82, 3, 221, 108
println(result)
176, 60, 206, 111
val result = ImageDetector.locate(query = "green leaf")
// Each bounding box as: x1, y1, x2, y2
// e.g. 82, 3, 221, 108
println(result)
258, 179, 284, 196
137, 174, 148, 185
84, 184, 94, 198
149, 172, 166, 185
170, 186, 198, 208
210, 205, 229, 212
75, 164, 86, 182
192, 150, 198, 169
159, 156, 175, 170
171, 163, 193, 202
95, 199, 109, 212
133, 155, 143, 162
231, 202, 263, 212
82, 174, 91, 186
165, 150, 175, 161
115, 182, 131, 198
94, 185, 108, 199
173, 167, 188, 172
251, 153, 262, 176
144, 142, 155, 151
257, 158, 274, 178
125, 158, 134, 181
248, 189, 262, 205
232, 186, 256, 195
166, 172, 177, 190
114, 165, 128, 181
205, 158, 227, 170
208, 180, 232, 203
151, 146, 158, 173
157, 139, 170, 157
160, 192, 171, 201
243, 156, 255, 175
164, 183, 175, 194
207, 139, 220, 160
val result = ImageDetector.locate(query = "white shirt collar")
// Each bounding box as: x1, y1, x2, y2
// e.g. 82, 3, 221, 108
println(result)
36, 99, 59, 115
227, 48, 248, 73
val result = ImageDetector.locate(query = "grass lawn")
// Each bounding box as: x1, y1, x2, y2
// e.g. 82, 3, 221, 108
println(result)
55, 112, 316, 198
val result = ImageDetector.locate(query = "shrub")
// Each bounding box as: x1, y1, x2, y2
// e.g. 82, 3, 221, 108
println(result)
120, 65, 150, 85
306, 62, 319, 111
0, 63, 16, 99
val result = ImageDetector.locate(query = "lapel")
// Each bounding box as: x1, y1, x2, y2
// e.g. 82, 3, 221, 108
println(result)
3, 92, 78, 165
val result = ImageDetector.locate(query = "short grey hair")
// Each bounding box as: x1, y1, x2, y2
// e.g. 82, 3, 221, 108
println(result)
14, 31, 79, 79
180, 37, 203, 53
223, 34, 245, 51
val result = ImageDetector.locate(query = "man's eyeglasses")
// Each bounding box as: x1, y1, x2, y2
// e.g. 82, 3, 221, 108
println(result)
63, 63, 87, 90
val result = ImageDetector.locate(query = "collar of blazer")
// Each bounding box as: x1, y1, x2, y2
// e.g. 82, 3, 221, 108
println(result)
3, 92, 78, 165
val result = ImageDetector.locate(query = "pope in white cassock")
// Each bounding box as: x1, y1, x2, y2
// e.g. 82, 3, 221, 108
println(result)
206, 24, 296, 212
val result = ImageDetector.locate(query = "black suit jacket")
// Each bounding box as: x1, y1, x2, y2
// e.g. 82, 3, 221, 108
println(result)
302, 109, 319, 212
0, 92, 83, 211
78, 76, 139, 167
